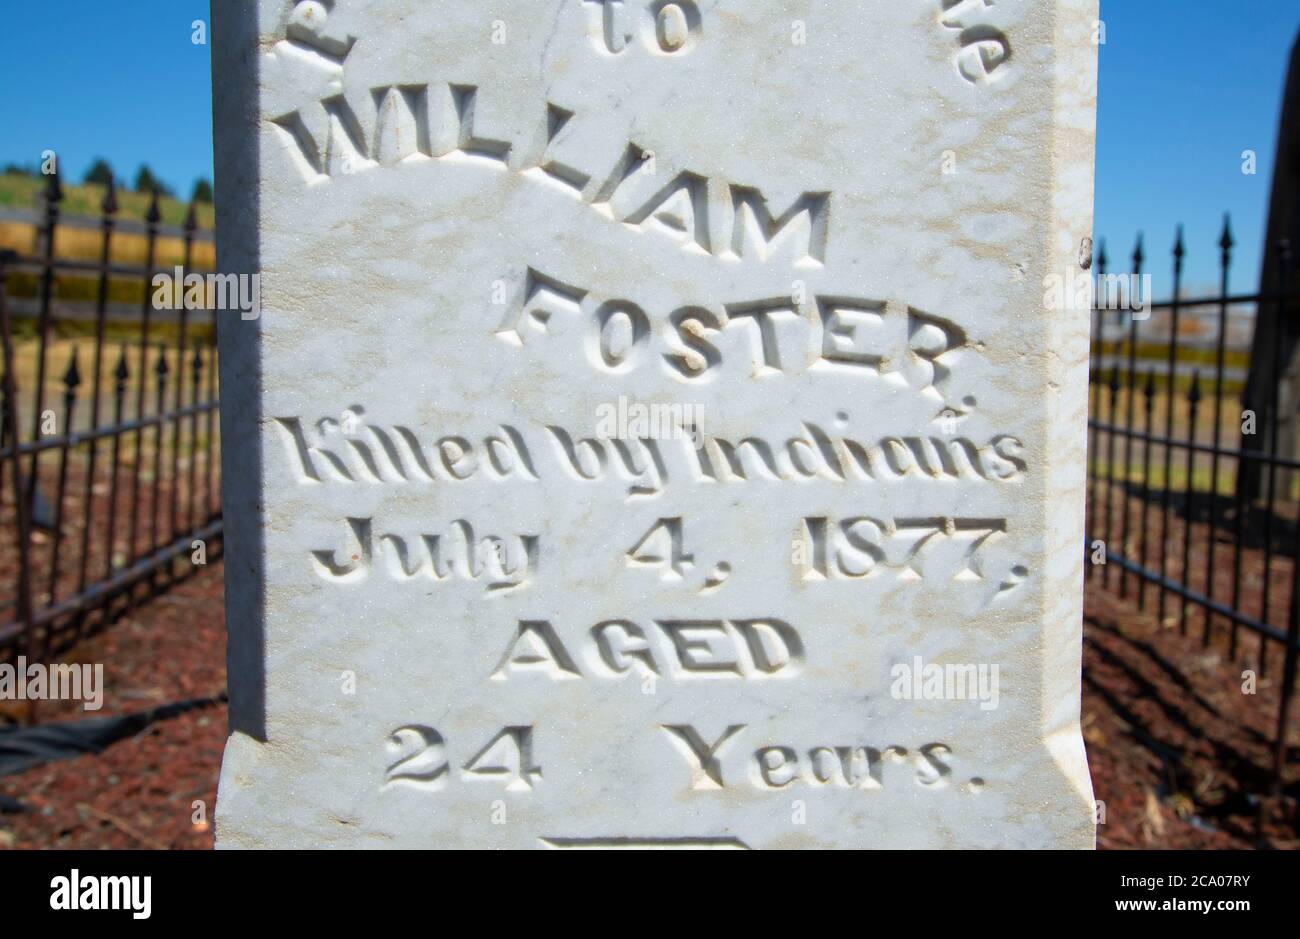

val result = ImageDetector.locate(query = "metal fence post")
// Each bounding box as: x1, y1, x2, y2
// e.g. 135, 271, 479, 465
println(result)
0, 250, 37, 682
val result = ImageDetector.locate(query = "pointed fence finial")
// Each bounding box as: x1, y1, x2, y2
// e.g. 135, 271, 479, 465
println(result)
114, 345, 131, 384
46, 167, 63, 204
1219, 214, 1234, 253
145, 188, 162, 226
102, 174, 119, 215
63, 348, 82, 391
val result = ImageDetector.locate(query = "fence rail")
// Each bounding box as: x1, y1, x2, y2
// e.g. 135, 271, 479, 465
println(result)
0, 172, 222, 683
1086, 222, 1300, 800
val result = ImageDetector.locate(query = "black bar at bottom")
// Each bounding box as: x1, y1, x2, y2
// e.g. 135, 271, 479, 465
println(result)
0, 848, 1286, 922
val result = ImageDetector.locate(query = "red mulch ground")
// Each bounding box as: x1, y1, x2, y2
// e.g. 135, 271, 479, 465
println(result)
0, 560, 1296, 849
0, 563, 226, 850
1085, 586, 1298, 848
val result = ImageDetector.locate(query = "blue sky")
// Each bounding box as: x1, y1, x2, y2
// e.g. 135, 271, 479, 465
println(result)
0, 1, 1297, 293
1094, 2, 1300, 296
0, 0, 212, 198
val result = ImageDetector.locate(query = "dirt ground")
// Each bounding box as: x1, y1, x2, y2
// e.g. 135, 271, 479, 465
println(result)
0, 564, 226, 850
0, 562, 1296, 849
1085, 587, 1298, 848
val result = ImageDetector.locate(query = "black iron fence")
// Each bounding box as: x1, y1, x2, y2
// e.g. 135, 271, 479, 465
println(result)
0, 172, 221, 678
1086, 222, 1299, 798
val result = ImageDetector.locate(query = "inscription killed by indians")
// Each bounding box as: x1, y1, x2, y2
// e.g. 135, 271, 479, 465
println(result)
213, 0, 1099, 848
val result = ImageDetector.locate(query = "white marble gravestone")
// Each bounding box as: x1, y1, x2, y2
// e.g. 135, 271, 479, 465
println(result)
213, 0, 1099, 848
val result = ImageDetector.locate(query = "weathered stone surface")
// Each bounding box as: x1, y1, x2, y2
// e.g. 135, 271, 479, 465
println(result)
213, 0, 1099, 848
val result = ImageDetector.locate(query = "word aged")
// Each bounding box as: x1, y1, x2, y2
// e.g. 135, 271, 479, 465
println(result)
492, 617, 804, 680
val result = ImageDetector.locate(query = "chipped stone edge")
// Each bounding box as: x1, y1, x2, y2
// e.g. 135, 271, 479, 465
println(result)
1040, 0, 1100, 848
212, 0, 269, 850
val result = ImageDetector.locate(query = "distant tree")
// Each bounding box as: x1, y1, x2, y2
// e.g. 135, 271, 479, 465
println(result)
84, 158, 115, 186
191, 177, 214, 204
133, 164, 174, 197
1, 163, 37, 177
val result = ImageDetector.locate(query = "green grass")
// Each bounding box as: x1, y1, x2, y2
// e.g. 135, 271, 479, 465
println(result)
0, 174, 215, 229
7, 315, 215, 347
1090, 367, 1245, 397
0, 174, 216, 306
1094, 338, 1251, 370
1092, 461, 1242, 497
5, 271, 149, 307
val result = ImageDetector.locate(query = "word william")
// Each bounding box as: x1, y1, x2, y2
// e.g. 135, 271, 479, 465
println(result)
269, 78, 828, 264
